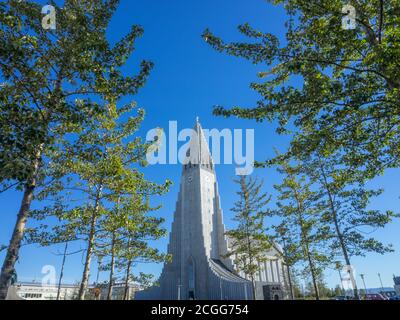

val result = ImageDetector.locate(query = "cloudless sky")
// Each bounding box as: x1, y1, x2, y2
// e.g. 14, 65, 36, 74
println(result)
1, 0, 399, 292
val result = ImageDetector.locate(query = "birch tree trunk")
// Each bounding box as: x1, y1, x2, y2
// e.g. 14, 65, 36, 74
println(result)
286, 264, 295, 300
123, 259, 133, 300
318, 160, 360, 299
305, 244, 320, 300
56, 241, 69, 300
78, 185, 103, 300
107, 232, 116, 300
0, 148, 42, 300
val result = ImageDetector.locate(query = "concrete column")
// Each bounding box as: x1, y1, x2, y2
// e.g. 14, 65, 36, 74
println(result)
264, 261, 269, 282
275, 260, 281, 283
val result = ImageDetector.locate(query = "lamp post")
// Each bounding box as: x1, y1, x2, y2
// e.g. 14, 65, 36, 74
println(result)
177, 282, 182, 300
219, 275, 223, 300
378, 273, 385, 294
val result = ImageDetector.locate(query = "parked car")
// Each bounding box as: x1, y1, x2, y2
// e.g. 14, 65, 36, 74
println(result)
334, 296, 352, 300
364, 293, 387, 300
380, 291, 397, 299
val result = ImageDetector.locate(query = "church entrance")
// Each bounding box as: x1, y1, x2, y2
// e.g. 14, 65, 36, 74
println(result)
262, 284, 283, 300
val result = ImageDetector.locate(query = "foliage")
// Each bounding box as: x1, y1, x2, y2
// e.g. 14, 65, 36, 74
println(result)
0, 0, 154, 299
203, 0, 400, 178
273, 159, 334, 299
225, 175, 272, 298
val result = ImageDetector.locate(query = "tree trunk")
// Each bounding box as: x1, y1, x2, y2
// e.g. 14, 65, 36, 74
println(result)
107, 232, 116, 300
293, 185, 320, 300
297, 211, 319, 299
78, 212, 97, 300
246, 230, 256, 300
0, 149, 41, 300
318, 160, 360, 300
56, 241, 69, 300
300, 217, 319, 300
78, 185, 103, 300
286, 264, 295, 300
305, 245, 320, 300
123, 259, 133, 300
333, 215, 359, 299
249, 274, 256, 301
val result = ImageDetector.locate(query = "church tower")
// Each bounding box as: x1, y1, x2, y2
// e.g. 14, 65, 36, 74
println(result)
136, 119, 252, 300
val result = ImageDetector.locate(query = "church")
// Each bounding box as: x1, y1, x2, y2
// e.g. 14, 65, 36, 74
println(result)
136, 120, 288, 300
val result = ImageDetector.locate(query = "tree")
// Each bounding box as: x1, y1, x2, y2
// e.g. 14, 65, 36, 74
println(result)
117, 244, 166, 300
225, 175, 272, 300
316, 277, 335, 299
289, 273, 304, 299
131, 272, 156, 296
93, 205, 120, 301
271, 221, 302, 300
273, 160, 333, 300
24, 202, 84, 301
114, 197, 169, 300
203, 0, 400, 179
30, 99, 170, 300
0, 0, 153, 299
203, 0, 400, 297
333, 284, 344, 297
296, 148, 398, 299
97, 195, 169, 300
304, 279, 333, 299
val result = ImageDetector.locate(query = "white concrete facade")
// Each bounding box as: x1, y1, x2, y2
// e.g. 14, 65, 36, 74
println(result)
10, 282, 79, 300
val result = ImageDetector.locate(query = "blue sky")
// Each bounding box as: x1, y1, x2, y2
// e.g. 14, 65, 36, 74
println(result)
1, 0, 399, 292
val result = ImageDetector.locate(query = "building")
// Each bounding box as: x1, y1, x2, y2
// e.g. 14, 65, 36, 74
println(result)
394, 275, 400, 295
98, 282, 139, 300
136, 120, 288, 300
228, 237, 289, 300
10, 282, 80, 300
7, 281, 139, 300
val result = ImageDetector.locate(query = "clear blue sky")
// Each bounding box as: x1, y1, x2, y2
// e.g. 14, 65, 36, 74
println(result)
1, 0, 399, 291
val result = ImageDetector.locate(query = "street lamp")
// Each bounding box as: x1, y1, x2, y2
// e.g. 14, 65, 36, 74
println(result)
177, 283, 182, 300
378, 273, 385, 294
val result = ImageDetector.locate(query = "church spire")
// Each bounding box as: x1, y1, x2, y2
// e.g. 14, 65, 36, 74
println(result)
186, 118, 213, 170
